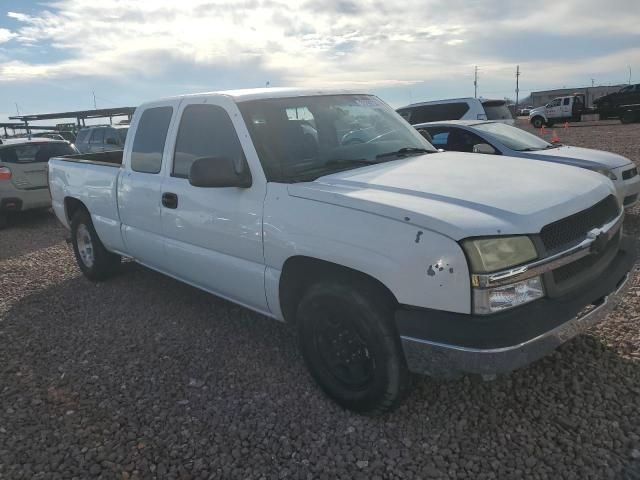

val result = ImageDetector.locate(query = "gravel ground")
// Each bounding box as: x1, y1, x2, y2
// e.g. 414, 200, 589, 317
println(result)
1, 123, 640, 479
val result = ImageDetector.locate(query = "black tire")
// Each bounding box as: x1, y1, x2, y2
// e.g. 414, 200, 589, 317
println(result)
531, 116, 545, 129
70, 209, 121, 281
620, 111, 635, 124
296, 279, 411, 415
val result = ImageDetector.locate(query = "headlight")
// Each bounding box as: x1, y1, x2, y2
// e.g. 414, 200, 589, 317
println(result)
592, 168, 617, 180
473, 276, 544, 314
462, 236, 537, 273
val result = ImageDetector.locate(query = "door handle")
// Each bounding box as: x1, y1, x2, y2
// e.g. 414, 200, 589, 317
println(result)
162, 192, 178, 209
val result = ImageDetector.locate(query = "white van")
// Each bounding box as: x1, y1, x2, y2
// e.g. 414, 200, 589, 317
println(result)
397, 98, 514, 125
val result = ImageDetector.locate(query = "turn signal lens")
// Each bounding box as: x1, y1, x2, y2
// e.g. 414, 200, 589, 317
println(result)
0, 167, 11, 180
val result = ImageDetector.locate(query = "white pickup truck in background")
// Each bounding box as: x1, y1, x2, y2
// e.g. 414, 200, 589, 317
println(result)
49, 88, 635, 414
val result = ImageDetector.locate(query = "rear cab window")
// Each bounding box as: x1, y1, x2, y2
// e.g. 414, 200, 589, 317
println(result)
481, 101, 513, 121
130, 106, 173, 174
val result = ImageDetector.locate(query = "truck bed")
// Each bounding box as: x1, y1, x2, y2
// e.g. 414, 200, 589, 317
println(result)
49, 150, 126, 253
54, 150, 123, 167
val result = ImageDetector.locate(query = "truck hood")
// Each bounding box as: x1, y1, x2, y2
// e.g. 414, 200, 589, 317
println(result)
529, 106, 545, 117
522, 145, 632, 169
287, 152, 615, 240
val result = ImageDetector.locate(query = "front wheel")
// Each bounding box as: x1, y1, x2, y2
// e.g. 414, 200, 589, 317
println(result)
71, 209, 121, 281
296, 279, 411, 414
531, 116, 545, 129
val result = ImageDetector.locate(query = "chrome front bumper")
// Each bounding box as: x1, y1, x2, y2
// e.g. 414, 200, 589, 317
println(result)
400, 269, 632, 377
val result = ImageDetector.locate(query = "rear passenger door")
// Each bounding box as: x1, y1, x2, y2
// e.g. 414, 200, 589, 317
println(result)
159, 95, 268, 312
560, 97, 572, 118
118, 101, 179, 268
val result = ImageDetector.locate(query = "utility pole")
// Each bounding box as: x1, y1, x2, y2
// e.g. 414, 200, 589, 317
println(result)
629, 65, 632, 84
591, 78, 595, 88
474, 65, 478, 98
92, 91, 97, 109
515, 65, 520, 115
14, 102, 20, 116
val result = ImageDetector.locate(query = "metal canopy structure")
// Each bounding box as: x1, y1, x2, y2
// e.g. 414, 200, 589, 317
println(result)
9, 106, 136, 128
0, 122, 61, 137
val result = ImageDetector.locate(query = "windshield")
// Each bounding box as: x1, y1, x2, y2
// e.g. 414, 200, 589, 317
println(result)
474, 122, 552, 151
238, 94, 436, 182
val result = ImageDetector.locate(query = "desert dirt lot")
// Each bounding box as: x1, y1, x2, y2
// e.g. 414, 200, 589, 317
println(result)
1, 123, 640, 480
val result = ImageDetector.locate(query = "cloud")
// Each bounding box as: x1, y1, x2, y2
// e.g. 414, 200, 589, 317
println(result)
0, 27, 14, 43
0, 0, 638, 92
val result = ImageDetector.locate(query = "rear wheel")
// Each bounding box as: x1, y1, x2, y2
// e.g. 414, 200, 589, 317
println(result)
296, 279, 411, 414
70, 209, 121, 280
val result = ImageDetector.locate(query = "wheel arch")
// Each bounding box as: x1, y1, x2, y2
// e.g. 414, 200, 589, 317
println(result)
278, 255, 399, 324
530, 114, 546, 126
64, 196, 89, 224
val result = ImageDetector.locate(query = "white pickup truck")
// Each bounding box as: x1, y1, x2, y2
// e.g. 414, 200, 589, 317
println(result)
49, 88, 635, 414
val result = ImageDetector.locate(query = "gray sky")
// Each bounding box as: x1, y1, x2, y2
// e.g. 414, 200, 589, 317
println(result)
1, 0, 638, 123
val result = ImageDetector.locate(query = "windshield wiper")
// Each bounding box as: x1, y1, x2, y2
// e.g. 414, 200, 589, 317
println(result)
376, 147, 432, 159
324, 158, 376, 166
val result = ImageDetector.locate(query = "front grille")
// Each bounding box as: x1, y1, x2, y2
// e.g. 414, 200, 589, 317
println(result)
540, 195, 619, 252
552, 231, 620, 284
622, 167, 638, 180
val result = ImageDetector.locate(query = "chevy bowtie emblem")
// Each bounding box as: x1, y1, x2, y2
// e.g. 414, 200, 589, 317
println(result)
588, 229, 608, 254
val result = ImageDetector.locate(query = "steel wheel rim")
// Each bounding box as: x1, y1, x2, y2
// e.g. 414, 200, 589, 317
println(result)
314, 311, 375, 388
76, 224, 95, 268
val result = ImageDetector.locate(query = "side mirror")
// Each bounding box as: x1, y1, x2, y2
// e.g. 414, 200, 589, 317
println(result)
188, 156, 252, 188
105, 137, 118, 145
473, 143, 496, 155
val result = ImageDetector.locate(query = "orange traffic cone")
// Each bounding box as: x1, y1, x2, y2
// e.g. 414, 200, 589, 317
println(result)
563, 121, 569, 129
551, 130, 560, 143
540, 125, 546, 135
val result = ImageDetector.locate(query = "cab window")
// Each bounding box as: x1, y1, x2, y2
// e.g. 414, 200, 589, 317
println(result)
130, 106, 173, 174
172, 104, 245, 178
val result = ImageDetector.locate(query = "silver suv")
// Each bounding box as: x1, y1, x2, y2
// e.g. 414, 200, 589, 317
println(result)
0, 138, 78, 228
75, 125, 128, 154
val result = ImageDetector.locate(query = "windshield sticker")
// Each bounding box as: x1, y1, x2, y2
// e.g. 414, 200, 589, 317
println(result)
353, 97, 384, 108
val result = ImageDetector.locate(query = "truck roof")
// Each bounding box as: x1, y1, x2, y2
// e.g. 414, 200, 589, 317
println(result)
398, 97, 506, 109
152, 87, 366, 105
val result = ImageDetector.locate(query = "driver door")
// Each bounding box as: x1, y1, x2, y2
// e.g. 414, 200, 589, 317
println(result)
159, 95, 269, 312
545, 98, 562, 119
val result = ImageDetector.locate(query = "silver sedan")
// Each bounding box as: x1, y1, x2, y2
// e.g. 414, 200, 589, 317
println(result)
414, 120, 640, 208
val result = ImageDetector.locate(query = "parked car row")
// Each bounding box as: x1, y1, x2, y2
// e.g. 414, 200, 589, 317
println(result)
46, 88, 635, 414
